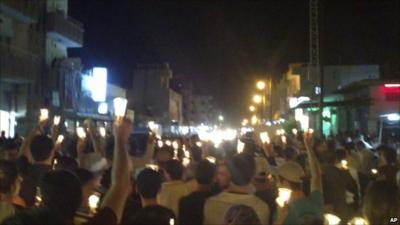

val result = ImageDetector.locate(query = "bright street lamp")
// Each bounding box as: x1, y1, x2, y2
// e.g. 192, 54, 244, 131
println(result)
218, 115, 224, 121
249, 105, 256, 112
256, 81, 266, 90
253, 94, 262, 104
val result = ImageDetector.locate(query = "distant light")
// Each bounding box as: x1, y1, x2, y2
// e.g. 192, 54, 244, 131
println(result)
249, 105, 256, 112
384, 83, 400, 88
381, 113, 400, 121
253, 94, 262, 104
98, 102, 108, 114
241, 119, 249, 126
218, 115, 224, 121
251, 115, 258, 125
266, 121, 272, 126
324, 213, 341, 225
256, 81, 266, 90
387, 113, 400, 121
315, 86, 321, 95
91, 67, 107, 102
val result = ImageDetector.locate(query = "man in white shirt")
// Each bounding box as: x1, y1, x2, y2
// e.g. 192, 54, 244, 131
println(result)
204, 153, 270, 225
158, 159, 190, 216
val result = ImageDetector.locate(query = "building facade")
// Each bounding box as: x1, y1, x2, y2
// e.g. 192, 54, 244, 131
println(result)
129, 63, 183, 127
0, 0, 84, 136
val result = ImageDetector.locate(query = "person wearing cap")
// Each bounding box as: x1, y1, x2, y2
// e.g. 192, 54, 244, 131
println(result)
275, 132, 324, 225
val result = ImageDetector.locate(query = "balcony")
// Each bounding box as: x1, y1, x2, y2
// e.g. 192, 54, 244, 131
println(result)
0, 0, 39, 23
0, 43, 40, 83
46, 11, 83, 48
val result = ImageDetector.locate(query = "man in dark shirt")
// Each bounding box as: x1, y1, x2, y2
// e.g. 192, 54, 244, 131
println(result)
18, 134, 54, 207
179, 160, 216, 225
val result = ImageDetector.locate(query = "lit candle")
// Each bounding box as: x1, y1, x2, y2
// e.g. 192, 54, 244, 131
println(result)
260, 132, 270, 144
99, 127, 106, 137
53, 115, 61, 125
39, 109, 49, 121
113, 97, 128, 117
276, 188, 292, 207
56, 135, 64, 144
324, 213, 341, 225
76, 127, 86, 139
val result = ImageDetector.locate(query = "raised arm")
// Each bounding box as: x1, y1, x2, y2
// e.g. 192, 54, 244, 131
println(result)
19, 120, 47, 162
131, 133, 155, 168
304, 131, 323, 193
99, 117, 132, 223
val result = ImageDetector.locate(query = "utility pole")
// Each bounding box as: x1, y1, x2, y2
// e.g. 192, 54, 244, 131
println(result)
309, 0, 324, 137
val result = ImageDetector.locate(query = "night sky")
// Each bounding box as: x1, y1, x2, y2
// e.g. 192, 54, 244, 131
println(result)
68, 0, 399, 123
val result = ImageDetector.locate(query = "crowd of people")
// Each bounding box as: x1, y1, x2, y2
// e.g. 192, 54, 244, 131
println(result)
0, 115, 399, 225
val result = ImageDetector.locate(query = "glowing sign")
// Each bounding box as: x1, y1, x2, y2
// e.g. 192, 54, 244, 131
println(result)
91, 67, 108, 102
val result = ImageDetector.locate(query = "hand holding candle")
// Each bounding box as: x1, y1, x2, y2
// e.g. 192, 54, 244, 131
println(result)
39, 108, 49, 121
260, 131, 270, 144
276, 188, 292, 207
77, 127, 86, 139
113, 97, 128, 118
53, 115, 61, 125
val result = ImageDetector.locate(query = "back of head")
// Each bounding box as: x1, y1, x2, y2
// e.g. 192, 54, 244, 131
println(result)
376, 145, 397, 165
129, 205, 176, 225
283, 146, 297, 160
1, 208, 64, 225
30, 135, 54, 162
164, 159, 183, 181
0, 160, 18, 194
54, 156, 79, 171
195, 160, 216, 185
224, 204, 261, 225
321, 149, 336, 165
227, 153, 255, 186
39, 170, 82, 220
136, 168, 162, 199
363, 180, 400, 225
73, 168, 94, 185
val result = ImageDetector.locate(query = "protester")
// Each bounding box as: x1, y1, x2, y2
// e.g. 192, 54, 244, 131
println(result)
363, 180, 400, 225
223, 204, 262, 225
204, 153, 270, 225
321, 148, 358, 222
125, 168, 175, 224
157, 159, 190, 216
128, 205, 176, 225
0, 160, 23, 222
0, 139, 19, 162
179, 159, 216, 225
214, 162, 231, 192
274, 132, 324, 225
18, 133, 54, 207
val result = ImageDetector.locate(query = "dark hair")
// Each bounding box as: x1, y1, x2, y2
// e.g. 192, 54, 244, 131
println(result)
136, 168, 162, 199
224, 204, 261, 225
30, 135, 54, 162
54, 156, 78, 171
39, 170, 82, 220
74, 168, 95, 185
195, 160, 217, 185
363, 180, 400, 225
227, 153, 255, 186
0, 160, 18, 193
128, 205, 176, 225
321, 149, 336, 165
1, 208, 64, 225
190, 146, 202, 162
283, 147, 297, 160
376, 145, 397, 165
164, 159, 184, 180
1, 139, 18, 151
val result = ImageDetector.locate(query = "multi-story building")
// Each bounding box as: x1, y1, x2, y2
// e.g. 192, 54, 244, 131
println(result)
129, 63, 183, 127
190, 95, 214, 125
0, 0, 44, 136
280, 64, 381, 136
0, 0, 84, 136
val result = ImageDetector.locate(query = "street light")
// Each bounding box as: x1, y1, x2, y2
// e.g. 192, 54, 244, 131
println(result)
253, 94, 262, 104
256, 81, 266, 90
249, 105, 256, 112
218, 115, 224, 121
